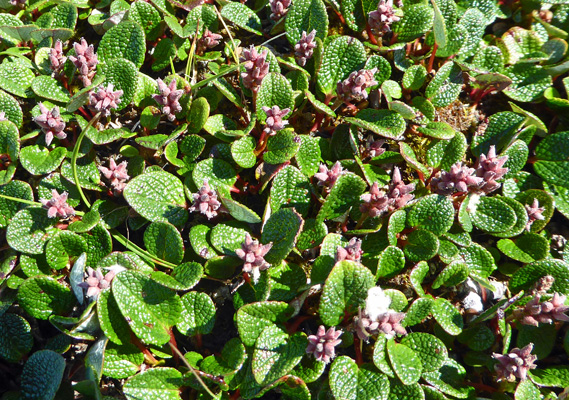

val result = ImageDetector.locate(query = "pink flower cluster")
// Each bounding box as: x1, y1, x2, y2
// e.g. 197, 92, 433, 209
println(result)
41, 190, 75, 219
49, 40, 67, 77
269, 0, 291, 21
360, 167, 415, 217
190, 180, 222, 220
197, 29, 223, 55
295, 30, 317, 67
69, 38, 98, 87
337, 68, 378, 103
368, 0, 400, 35
240, 46, 270, 92
492, 344, 537, 381
514, 293, 569, 327
235, 233, 273, 283
34, 103, 66, 145
98, 158, 130, 194
336, 237, 363, 263
314, 161, 343, 190
306, 325, 343, 364
153, 78, 184, 121
88, 84, 123, 117
262, 105, 290, 135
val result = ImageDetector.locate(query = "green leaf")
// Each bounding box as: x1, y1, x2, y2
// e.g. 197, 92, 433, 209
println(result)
529, 367, 569, 388
264, 129, 301, 165
17, 276, 75, 320
220, 196, 262, 224
457, 8, 486, 59
128, 1, 161, 40
534, 131, 569, 188
394, 4, 434, 42
231, 136, 256, 168
21, 350, 65, 400
0, 120, 19, 184
192, 158, 237, 190
0, 313, 33, 362
112, 270, 182, 345
387, 379, 425, 400
468, 195, 517, 234
329, 356, 390, 400
387, 339, 423, 385
503, 64, 552, 103
0, 57, 35, 98
458, 243, 496, 279
511, 259, 569, 295
432, 298, 463, 335
317, 36, 366, 96
45, 231, 88, 270
262, 208, 304, 264
0, 180, 33, 229
295, 135, 322, 177
31, 75, 69, 103
210, 222, 248, 256
426, 132, 467, 170
400, 332, 448, 372
416, 122, 456, 140
98, 58, 138, 111
151, 262, 202, 291
404, 229, 439, 262
497, 233, 549, 263
432, 260, 469, 288
407, 194, 454, 235
422, 359, 472, 398
432, 0, 448, 48
82, 224, 113, 268
152, 38, 177, 71
252, 325, 306, 385
7, 208, 56, 254
285, 0, 328, 45
176, 291, 215, 336
20, 145, 66, 175
471, 111, 525, 157
270, 165, 311, 217
144, 222, 184, 264
256, 73, 294, 123
346, 109, 406, 140
409, 261, 429, 297
376, 246, 406, 279
102, 342, 143, 379
319, 260, 375, 326
515, 380, 542, 400
296, 219, 328, 251
123, 368, 183, 400
0, 89, 23, 127
98, 20, 146, 68
236, 301, 294, 346
403, 65, 427, 91
123, 170, 188, 226
97, 289, 132, 346
317, 172, 367, 222
425, 62, 463, 108
403, 297, 433, 327
221, 2, 262, 35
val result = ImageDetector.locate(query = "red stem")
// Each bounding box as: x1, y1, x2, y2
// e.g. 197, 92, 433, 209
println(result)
427, 42, 438, 73
366, 24, 378, 45
354, 337, 363, 366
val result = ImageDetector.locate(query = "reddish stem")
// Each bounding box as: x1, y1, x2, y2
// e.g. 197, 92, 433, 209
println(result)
169, 329, 179, 363
366, 24, 378, 45
332, 8, 346, 24
286, 315, 312, 334
131, 333, 158, 364
427, 42, 438, 73
354, 337, 363, 366
230, 389, 241, 400
77, 106, 91, 120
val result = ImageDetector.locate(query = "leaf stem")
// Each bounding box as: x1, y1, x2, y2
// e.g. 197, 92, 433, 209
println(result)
110, 230, 176, 269
72, 112, 101, 208
169, 342, 219, 399
0, 194, 85, 216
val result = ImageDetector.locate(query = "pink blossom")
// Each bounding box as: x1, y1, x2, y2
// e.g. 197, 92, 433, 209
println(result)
34, 103, 66, 146
40, 190, 75, 219
294, 30, 317, 67
98, 158, 130, 194
493, 344, 537, 381
368, 0, 400, 35
153, 78, 184, 121
190, 180, 222, 219
78, 266, 122, 299
525, 198, 545, 231
306, 325, 343, 364
240, 46, 270, 92
49, 39, 67, 77
88, 84, 123, 117
337, 69, 378, 103
68, 38, 98, 87
514, 293, 569, 327
262, 105, 290, 135
360, 182, 389, 217
387, 167, 415, 211
269, 0, 291, 21
197, 29, 223, 55
235, 233, 273, 283
314, 161, 343, 190
336, 237, 363, 262
475, 146, 509, 194
431, 162, 483, 195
